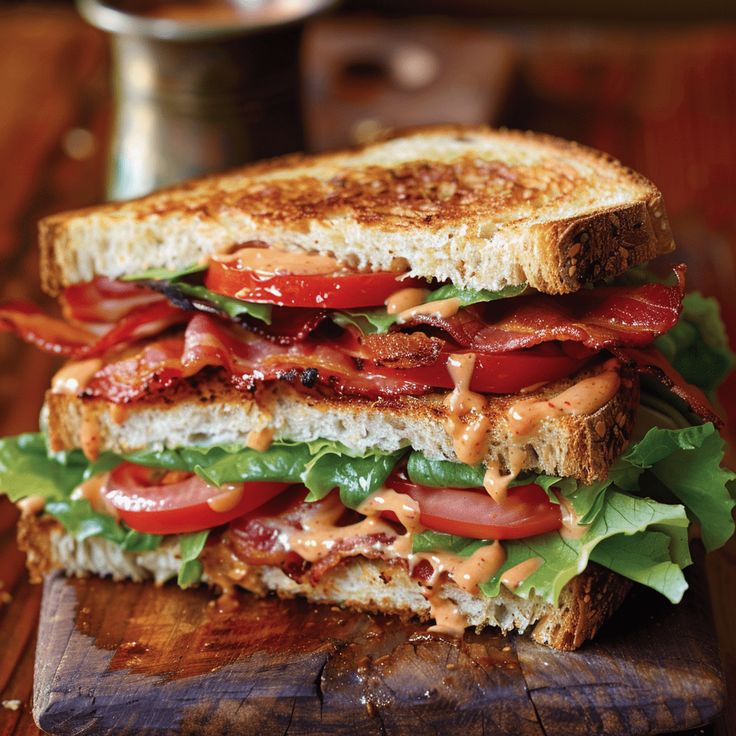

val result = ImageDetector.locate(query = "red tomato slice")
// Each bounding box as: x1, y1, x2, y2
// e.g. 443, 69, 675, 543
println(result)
377, 344, 592, 394
206, 250, 424, 308
385, 475, 561, 539
102, 463, 290, 535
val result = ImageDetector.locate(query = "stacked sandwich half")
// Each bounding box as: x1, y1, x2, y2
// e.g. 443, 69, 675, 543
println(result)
1, 126, 734, 650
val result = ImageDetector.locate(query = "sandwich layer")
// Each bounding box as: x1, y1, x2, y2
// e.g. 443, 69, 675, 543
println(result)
18, 514, 631, 651
40, 125, 673, 296
45, 364, 639, 484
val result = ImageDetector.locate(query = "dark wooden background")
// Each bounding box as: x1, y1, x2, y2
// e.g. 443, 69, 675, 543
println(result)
0, 5, 735, 734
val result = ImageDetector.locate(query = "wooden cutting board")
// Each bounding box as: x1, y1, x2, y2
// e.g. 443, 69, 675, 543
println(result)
30, 562, 725, 736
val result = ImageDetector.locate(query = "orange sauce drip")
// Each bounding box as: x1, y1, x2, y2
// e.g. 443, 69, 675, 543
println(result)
426, 593, 469, 637
396, 297, 461, 325
482, 447, 526, 506
385, 287, 430, 315
80, 405, 101, 461
52, 358, 103, 396
17, 495, 45, 516
109, 404, 128, 425
207, 484, 245, 513
508, 360, 621, 440
246, 427, 274, 453
71, 473, 117, 519
501, 557, 542, 591
557, 492, 589, 540
443, 352, 490, 465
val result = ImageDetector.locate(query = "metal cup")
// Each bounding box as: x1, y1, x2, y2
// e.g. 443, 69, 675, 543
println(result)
77, 0, 337, 200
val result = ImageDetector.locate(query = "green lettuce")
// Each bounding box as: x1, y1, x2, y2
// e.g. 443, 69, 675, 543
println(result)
122, 264, 207, 282
655, 292, 735, 395
0, 434, 405, 587
408, 422, 733, 604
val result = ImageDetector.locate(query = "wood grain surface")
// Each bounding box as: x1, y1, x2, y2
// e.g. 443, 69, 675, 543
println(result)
0, 6, 735, 736
31, 562, 723, 736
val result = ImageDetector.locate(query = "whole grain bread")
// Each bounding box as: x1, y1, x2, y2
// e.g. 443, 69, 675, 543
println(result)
17, 514, 631, 651
39, 125, 674, 296
44, 363, 639, 484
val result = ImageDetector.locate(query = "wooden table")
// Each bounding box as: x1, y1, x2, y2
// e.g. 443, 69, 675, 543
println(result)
0, 6, 734, 734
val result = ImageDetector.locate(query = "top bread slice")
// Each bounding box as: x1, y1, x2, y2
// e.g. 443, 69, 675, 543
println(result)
39, 125, 674, 296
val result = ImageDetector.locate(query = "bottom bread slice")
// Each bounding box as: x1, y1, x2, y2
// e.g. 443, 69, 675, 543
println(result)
19, 514, 631, 650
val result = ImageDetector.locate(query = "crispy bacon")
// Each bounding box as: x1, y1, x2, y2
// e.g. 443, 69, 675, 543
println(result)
359, 331, 444, 368
82, 314, 433, 403
408, 266, 686, 353
614, 346, 723, 427
62, 278, 165, 324
0, 300, 187, 359
227, 489, 395, 583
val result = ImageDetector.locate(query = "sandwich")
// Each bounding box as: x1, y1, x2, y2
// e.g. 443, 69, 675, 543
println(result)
1, 125, 734, 651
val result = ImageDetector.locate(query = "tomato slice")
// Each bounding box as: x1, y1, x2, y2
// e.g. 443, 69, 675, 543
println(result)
375, 344, 592, 394
385, 475, 561, 539
102, 462, 290, 535
206, 247, 424, 308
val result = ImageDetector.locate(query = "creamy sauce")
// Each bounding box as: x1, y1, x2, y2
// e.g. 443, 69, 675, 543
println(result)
557, 492, 589, 540
71, 473, 117, 519
284, 489, 421, 563
482, 447, 526, 505
412, 541, 505, 595
396, 297, 461, 325
385, 287, 430, 315
508, 360, 621, 440
17, 495, 45, 516
212, 245, 343, 276
501, 557, 542, 591
80, 405, 101, 461
246, 427, 274, 453
109, 404, 128, 425
426, 592, 469, 637
207, 483, 245, 513
52, 358, 102, 396
443, 353, 490, 465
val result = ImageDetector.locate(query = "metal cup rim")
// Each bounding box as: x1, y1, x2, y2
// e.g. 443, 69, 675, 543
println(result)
76, 0, 338, 40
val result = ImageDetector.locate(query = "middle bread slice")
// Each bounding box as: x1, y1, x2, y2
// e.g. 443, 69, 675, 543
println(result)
45, 362, 639, 484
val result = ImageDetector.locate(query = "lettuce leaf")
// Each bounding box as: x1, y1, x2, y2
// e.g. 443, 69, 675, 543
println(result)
170, 283, 272, 324
409, 421, 733, 604
655, 292, 735, 395
479, 489, 690, 604
177, 531, 209, 588
122, 264, 207, 282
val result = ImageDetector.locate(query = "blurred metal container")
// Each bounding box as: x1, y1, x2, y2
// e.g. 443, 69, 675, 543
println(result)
77, 0, 336, 200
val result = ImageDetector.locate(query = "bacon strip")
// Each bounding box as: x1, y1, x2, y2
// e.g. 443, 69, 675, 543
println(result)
614, 346, 723, 427
83, 314, 433, 402
408, 267, 686, 353
62, 278, 165, 324
0, 300, 187, 359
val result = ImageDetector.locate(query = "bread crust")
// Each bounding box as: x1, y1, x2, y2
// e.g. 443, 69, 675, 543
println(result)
39, 125, 673, 296
44, 364, 639, 484
16, 513, 631, 651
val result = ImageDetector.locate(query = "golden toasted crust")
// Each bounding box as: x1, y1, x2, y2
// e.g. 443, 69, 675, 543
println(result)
39, 125, 673, 296
44, 363, 639, 484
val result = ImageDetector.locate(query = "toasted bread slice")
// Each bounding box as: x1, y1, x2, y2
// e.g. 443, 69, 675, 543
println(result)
18, 514, 631, 651
44, 363, 638, 484
40, 125, 673, 296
